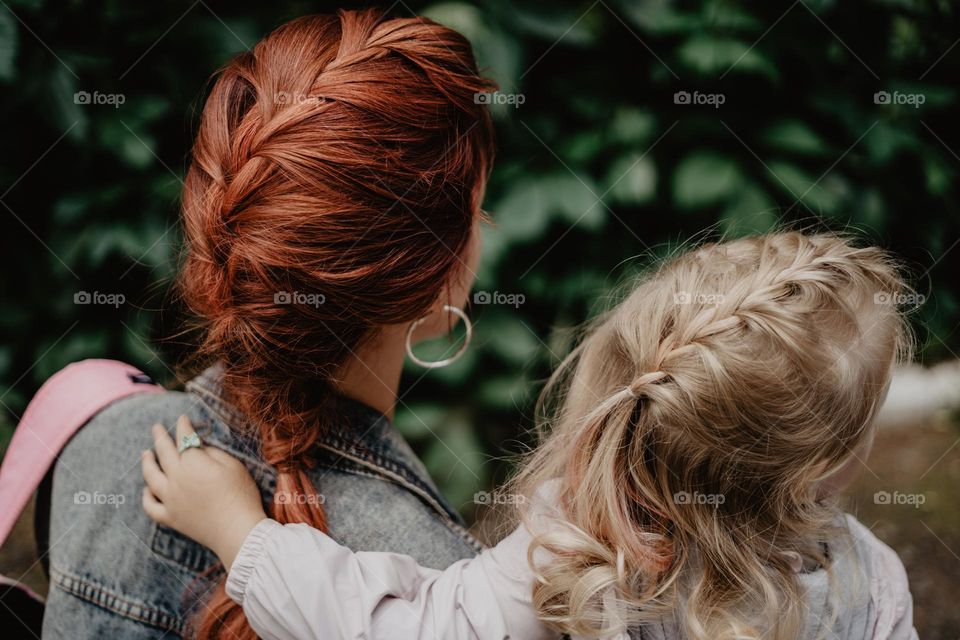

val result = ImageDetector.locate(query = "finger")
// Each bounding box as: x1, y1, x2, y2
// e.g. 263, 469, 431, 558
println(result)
141, 450, 168, 499
206, 446, 241, 466
174, 415, 201, 456
142, 487, 169, 525
152, 423, 179, 471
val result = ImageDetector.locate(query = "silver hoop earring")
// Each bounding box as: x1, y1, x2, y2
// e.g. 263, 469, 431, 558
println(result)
405, 305, 472, 369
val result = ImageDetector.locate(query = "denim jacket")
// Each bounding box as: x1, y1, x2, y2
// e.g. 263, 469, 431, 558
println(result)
42, 365, 482, 639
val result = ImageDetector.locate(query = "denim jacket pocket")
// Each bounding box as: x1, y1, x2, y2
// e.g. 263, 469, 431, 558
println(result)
148, 523, 219, 575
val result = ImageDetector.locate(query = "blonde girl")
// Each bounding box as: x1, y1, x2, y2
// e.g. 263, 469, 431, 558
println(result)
142, 231, 917, 640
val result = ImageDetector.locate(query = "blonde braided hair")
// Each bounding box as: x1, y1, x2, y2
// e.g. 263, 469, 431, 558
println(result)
510, 231, 914, 639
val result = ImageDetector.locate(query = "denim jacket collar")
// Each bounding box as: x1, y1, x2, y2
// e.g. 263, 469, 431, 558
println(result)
184, 363, 465, 526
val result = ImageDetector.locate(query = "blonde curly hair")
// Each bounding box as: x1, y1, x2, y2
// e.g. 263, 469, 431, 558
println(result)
510, 231, 914, 639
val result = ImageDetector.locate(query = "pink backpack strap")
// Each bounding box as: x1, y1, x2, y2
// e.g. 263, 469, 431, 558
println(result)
0, 359, 162, 546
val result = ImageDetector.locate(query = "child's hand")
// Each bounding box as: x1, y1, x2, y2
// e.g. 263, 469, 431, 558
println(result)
141, 415, 267, 570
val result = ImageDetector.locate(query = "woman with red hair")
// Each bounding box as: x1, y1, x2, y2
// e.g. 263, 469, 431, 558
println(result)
42, 9, 495, 639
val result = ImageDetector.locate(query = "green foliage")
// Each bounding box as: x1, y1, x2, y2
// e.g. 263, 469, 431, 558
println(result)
2, 0, 959, 515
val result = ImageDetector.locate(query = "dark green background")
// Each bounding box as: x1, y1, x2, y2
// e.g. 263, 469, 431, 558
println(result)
2, 0, 959, 514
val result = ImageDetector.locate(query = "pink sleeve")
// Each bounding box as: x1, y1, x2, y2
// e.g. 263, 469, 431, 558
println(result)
844, 516, 919, 640
226, 515, 557, 640
868, 536, 918, 640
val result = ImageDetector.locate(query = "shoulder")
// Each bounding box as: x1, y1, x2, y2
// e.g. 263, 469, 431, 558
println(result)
61, 389, 206, 459
48, 388, 480, 629
839, 514, 917, 640
47, 390, 217, 636
310, 464, 481, 570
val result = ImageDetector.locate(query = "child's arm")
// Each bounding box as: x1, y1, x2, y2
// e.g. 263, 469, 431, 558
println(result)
228, 514, 554, 640
842, 515, 919, 640
141, 416, 557, 640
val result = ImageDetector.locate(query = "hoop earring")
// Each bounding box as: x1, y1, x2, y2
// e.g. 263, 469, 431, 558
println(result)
405, 305, 472, 369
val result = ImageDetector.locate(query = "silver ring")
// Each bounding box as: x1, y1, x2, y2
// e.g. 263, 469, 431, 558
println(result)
178, 433, 203, 454
405, 305, 472, 369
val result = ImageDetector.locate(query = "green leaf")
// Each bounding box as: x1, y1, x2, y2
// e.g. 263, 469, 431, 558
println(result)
672, 151, 744, 209
606, 154, 657, 205
855, 188, 886, 230
477, 374, 531, 411
766, 162, 848, 215
59, 219, 170, 269
420, 415, 486, 510
33, 330, 110, 383
512, 6, 598, 46
762, 120, 828, 156
677, 34, 777, 79
476, 223, 508, 284
122, 316, 160, 365
862, 121, 909, 164
52, 194, 89, 225
924, 157, 952, 196
0, 10, 17, 81
46, 66, 87, 138
395, 404, 446, 440
492, 180, 551, 242
128, 96, 171, 125
492, 173, 603, 239
99, 120, 157, 170
720, 183, 777, 236
698, 1, 763, 30
482, 316, 540, 366
543, 173, 604, 231
563, 130, 606, 164
609, 108, 656, 145
616, 0, 701, 34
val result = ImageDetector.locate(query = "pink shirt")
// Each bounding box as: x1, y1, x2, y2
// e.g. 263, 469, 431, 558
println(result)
225, 495, 916, 640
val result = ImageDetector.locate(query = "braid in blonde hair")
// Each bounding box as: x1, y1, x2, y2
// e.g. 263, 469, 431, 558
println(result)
510, 231, 914, 639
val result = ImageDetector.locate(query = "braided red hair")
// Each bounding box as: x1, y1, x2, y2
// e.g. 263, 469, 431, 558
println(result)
178, 9, 494, 638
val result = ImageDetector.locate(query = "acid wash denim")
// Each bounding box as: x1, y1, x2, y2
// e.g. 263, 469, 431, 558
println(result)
42, 365, 482, 639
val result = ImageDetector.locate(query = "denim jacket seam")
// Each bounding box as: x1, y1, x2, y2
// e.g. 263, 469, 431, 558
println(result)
192, 428, 455, 523
148, 522, 219, 575
319, 434, 464, 521
50, 566, 184, 635
186, 373, 466, 526
316, 443, 484, 553
185, 382, 246, 433
191, 429, 467, 536
332, 464, 484, 554
185, 401, 481, 550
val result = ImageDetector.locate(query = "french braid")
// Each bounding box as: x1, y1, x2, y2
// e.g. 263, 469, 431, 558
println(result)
179, 9, 494, 638
510, 231, 914, 640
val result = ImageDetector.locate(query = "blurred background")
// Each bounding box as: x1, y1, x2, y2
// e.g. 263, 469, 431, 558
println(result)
1, 0, 958, 636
